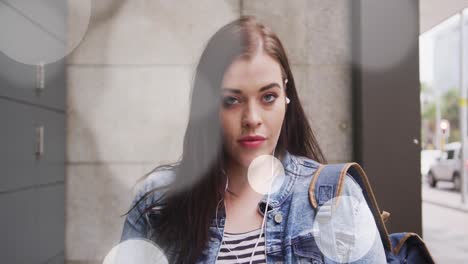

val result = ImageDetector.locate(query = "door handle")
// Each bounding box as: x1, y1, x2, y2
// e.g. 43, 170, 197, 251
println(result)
36, 62, 45, 94
35, 125, 44, 159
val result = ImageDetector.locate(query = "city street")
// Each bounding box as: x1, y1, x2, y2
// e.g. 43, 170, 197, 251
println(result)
422, 182, 468, 263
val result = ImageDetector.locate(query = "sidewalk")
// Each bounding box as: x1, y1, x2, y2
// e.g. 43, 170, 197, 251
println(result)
422, 182, 468, 264
422, 182, 468, 212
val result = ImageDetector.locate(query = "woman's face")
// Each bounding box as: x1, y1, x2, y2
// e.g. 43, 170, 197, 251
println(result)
220, 52, 287, 169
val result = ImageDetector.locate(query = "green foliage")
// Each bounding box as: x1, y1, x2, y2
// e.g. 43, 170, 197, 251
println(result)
421, 82, 461, 147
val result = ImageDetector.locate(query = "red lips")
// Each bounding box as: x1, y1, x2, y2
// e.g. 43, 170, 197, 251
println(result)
238, 135, 266, 148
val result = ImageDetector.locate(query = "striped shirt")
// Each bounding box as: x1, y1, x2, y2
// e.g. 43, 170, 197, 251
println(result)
216, 228, 266, 264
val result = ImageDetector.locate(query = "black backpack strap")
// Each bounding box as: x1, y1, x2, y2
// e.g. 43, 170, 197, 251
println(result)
308, 162, 392, 252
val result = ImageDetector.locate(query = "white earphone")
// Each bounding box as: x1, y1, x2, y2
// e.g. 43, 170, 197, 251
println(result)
284, 79, 290, 104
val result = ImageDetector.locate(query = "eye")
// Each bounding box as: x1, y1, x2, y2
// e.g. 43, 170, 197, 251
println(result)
222, 96, 240, 107
263, 93, 278, 104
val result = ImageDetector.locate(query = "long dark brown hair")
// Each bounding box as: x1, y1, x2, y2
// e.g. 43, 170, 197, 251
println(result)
129, 16, 327, 264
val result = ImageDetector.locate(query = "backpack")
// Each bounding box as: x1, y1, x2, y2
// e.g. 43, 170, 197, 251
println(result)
308, 162, 435, 264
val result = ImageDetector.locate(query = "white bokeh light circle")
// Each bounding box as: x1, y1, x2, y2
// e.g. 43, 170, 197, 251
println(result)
0, 0, 91, 65
247, 154, 285, 195
103, 239, 168, 264
355, 1, 417, 72
312, 195, 380, 263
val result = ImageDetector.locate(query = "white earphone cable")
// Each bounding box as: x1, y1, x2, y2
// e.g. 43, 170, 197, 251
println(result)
248, 147, 275, 264
216, 146, 277, 264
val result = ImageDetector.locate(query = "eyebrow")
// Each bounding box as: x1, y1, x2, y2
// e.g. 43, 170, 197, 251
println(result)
222, 83, 281, 94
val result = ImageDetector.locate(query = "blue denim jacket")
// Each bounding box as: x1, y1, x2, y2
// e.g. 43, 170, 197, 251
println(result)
120, 150, 386, 263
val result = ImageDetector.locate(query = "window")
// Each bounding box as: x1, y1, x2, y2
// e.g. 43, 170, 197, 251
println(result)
447, 150, 455, 160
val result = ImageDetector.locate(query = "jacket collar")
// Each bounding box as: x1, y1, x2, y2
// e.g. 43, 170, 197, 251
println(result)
210, 150, 300, 228
258, 150, 299, 210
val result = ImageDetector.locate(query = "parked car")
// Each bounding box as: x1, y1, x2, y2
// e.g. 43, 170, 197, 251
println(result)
421, 149, 442, 178
427, 142, 463, 191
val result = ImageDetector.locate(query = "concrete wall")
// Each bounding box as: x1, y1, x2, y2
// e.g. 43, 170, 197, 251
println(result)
66, 1, 352, 263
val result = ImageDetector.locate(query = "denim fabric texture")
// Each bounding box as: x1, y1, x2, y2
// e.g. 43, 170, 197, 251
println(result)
120, 150, 387, 263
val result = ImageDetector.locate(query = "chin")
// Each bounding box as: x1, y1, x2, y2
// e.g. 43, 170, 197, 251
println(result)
236, 148, 272, 168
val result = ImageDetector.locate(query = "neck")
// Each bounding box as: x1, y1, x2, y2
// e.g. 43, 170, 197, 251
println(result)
223, 150, 284, 198
224, 158, 250, 197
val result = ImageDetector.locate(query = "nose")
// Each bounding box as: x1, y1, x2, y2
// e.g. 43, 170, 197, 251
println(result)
242, 101, 262, 129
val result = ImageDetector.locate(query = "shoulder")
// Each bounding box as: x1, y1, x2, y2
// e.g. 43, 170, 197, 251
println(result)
121, 164, 178, 241
131, 164, 178, 211
287, 154, 363, 202
287, 154, 322, 191
286, 153, 322, 181
135, 165, 177, 195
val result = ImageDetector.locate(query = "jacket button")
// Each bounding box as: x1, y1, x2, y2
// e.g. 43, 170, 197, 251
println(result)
274, 213, 283, 224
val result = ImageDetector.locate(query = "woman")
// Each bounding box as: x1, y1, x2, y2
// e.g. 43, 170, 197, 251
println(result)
121, 16, 385, 264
